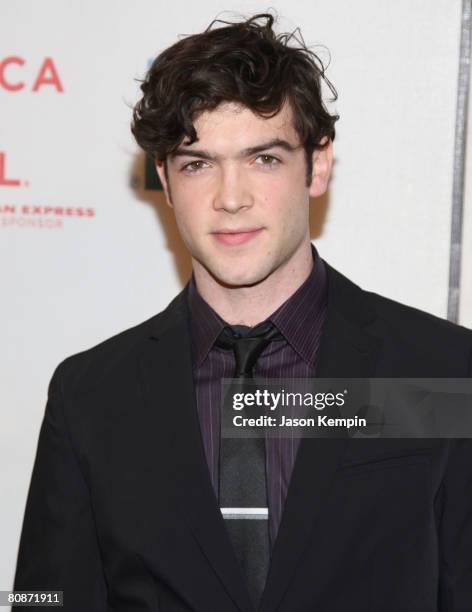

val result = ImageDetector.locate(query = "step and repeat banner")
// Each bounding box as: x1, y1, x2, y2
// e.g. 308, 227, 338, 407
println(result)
1, 0, 470, 589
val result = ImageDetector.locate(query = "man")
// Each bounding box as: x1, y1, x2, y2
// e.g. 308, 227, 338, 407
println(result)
14, 12, 472, 612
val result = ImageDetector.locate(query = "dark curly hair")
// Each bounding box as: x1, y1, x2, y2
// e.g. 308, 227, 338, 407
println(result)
131, 12, 339, 186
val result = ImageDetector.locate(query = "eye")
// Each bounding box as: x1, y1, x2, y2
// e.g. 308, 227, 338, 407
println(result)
181, 160, 209, 173
255, 154, 281, 168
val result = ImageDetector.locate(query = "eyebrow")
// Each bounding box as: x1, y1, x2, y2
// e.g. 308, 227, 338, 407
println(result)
169, 138, 300, 161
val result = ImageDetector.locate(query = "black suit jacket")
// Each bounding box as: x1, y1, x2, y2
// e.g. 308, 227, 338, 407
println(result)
13, 262, 472, 611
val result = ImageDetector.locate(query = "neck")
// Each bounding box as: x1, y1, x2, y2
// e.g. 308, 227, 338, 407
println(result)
192, 241, 314, 327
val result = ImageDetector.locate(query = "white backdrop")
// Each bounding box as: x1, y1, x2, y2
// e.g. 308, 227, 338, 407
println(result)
1, 0, 470, 590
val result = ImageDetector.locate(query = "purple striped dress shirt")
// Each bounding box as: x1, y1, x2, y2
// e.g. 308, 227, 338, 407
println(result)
187, 243, 328, 546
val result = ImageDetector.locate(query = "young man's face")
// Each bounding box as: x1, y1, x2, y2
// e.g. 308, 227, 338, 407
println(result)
156, 100, 332, 288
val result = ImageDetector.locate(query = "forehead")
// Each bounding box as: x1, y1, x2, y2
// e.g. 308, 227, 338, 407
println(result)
184, 100, 300, 149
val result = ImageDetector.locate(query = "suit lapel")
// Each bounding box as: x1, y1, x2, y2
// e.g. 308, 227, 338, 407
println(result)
137, 287, 254, 612
259, 262, 383, 612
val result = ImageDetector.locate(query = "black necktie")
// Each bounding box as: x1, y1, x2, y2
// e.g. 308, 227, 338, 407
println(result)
216, 320, 283, 609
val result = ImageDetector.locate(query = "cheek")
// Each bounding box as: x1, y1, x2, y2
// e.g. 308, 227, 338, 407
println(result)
267, 186, 308, 227
172, 183, 208, 220
172, 204, 190, 233
173, 202, 205, 241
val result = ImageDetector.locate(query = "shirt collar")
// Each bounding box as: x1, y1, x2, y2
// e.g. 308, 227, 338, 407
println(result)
187, 243, 328, 368
270, 243, 327, 365
187, 275, 227, 368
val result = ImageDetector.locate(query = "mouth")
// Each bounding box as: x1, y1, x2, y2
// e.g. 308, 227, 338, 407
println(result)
211, 227, 264, 246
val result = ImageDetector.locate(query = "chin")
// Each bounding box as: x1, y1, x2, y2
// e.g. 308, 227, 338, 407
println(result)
209, 261, 273, 288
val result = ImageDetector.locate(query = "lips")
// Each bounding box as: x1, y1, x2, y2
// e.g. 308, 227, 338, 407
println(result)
211, 227, 264, 246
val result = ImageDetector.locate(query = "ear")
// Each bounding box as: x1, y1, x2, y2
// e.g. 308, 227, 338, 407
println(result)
308, 138, 333, 198
155, 158, 173, 208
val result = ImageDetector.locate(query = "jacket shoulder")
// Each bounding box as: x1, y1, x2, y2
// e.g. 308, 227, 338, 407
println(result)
365, 288, 472, 372
367, 288, 472, 341
325, 262, 472, 374
51, 288, 188, 395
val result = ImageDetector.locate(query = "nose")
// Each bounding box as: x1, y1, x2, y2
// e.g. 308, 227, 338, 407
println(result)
213, 163, 254, 213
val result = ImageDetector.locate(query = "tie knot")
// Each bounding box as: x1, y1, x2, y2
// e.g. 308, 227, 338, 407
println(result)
215, 320, 283, 377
